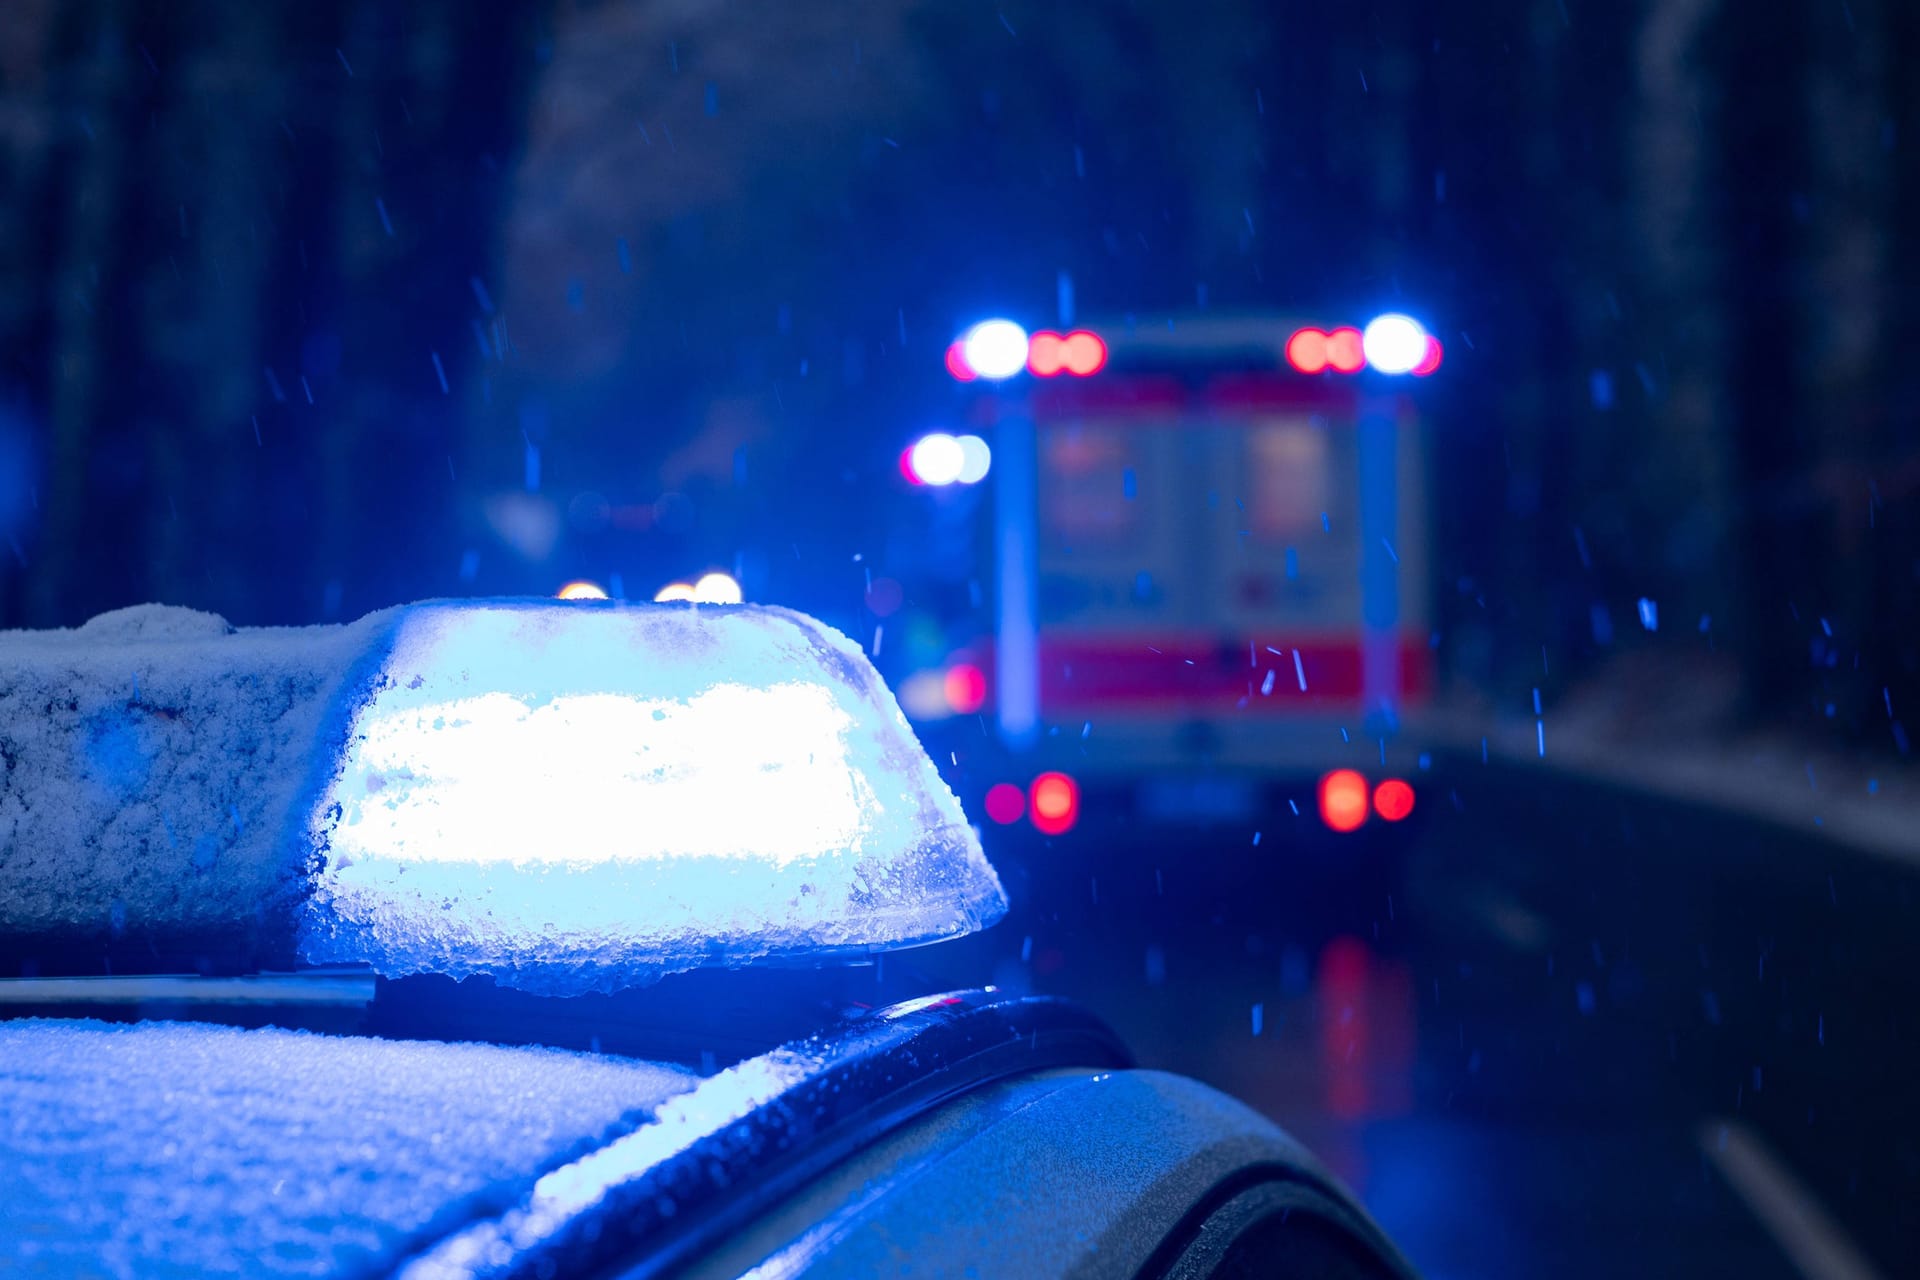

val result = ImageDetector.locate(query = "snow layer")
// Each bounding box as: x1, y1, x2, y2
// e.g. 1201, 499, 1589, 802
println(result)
0, 604, 385, 949
0, 1018, 695, 1279
0, 599, 1005, 991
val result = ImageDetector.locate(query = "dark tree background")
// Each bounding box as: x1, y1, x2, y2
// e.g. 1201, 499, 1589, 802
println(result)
0, 0, 1915, 758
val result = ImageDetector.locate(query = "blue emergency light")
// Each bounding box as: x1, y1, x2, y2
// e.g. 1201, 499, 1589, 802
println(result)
1360, 314, 1429, 375
958, 319, 1030, 380
0, 600, 1008, 995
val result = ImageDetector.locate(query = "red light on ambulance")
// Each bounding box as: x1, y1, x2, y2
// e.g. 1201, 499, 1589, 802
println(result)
1373, 778, 1416, 822
1286, 328, 1329, 374
1061, 330, 1108, 376
1318, 769, 1370, 833
1028, 331, 1066, 376
945, 341, 977, 382
1030, 772, 1080, 835
1030, 330, 1106, 377
1412, 335, 1443, 377
1325, 328, 1366, 374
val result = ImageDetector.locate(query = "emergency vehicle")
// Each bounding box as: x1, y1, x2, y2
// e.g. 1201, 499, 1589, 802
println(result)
892, 311, 1442, 840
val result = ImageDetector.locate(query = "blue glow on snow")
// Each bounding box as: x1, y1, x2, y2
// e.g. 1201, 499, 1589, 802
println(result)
299, 600, 1005, 993
400, 1048, 814, 1279
397, 989, 991, 1280
79, 710, 154, 796
0, 1019, 695, 1279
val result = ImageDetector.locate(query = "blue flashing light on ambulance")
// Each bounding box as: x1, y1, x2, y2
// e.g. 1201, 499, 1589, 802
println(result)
893, 307, 1444, 840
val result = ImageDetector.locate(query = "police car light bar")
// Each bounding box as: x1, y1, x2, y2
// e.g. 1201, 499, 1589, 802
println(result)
0, 600, 1007, 994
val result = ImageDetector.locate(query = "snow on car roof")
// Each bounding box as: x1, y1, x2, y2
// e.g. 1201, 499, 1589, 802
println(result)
0, 599, 1005, 994
0, 1018, 697, 1278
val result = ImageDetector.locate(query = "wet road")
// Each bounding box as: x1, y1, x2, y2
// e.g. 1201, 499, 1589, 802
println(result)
922, 756, 1920, 1279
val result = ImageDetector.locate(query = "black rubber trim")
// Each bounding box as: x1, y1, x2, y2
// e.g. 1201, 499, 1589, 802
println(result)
388, 989, 1133, 1280
1135, 1164, 1421, 1280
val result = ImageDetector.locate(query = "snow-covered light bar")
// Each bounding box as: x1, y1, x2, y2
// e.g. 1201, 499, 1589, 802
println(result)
0, 600, 1005, 994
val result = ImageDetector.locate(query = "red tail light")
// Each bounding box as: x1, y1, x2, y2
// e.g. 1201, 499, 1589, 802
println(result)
1029, 771, 1080, 835
1318, 769, 1369, 832
1373, 778, 1415, 822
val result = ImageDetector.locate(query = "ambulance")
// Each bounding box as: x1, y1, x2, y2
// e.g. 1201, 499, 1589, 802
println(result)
894, 311, 1442, 839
